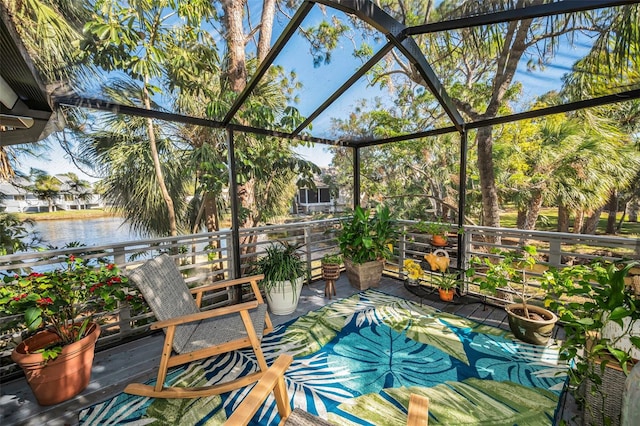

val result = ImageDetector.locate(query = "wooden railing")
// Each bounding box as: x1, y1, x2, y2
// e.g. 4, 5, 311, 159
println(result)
1, 218, 637, 378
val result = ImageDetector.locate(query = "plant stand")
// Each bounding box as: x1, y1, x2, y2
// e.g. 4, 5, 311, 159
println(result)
322, 264, 340, 299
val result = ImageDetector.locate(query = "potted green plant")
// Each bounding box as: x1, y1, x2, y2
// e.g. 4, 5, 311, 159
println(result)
542, 260, 639, 425
0, 255, 140, 405
433, 272, 458, 302
253, 241, 308, 315
468, 245, 557, 345
337, 204, 396, 290
321, 253, 342, 280
417, 219, 452, 247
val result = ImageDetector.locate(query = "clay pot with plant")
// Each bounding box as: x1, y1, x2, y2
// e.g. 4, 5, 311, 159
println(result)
469, 246, 557, 345
0, 255, 141, 405
542, 260, 639, 425
425, 249, 457, 301
417, 219, 452, 247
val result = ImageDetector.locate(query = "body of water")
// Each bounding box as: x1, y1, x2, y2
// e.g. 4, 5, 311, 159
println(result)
32, 217, 140, 249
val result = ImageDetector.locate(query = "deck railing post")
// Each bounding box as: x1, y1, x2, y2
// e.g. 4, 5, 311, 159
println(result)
549, 237, 562, 267
304, 226, 312, 283
399, 224, 407, 279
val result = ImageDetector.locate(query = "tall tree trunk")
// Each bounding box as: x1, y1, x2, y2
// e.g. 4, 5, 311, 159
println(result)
606, 191, 618, 234
476, 126, 500, 228
523, 190, 544, 230
223, 1, 248, 92
204, 192, 219, 233
257, 0, 276, 62
629, 198, 639, 222
142, 81, 178, 237
0, 147, 15, 180
516, 210, 526, 229
222, 0, 275, 252
584, 206, 604, 235
557, 203, 570, 232
573, 210, 585, 234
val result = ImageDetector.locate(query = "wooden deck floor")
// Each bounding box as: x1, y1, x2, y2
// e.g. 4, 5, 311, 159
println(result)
0, 276, 574, 425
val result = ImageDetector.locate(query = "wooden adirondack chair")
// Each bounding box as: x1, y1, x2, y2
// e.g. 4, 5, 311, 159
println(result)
124, 254, 273, 398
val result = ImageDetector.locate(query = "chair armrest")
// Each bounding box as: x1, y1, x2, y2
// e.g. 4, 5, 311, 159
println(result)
150, 300, 259, 330
190, 274, 265, 296
225, 354, 293, 426
407, 394, 429, 426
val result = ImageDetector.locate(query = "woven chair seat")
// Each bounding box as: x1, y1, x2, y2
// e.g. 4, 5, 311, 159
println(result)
181, 304, 268, 353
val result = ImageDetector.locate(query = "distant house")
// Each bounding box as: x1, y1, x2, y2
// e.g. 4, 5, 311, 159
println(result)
295, 168, 346, 214
0, 177, 34, 213
0, 175, 102, 213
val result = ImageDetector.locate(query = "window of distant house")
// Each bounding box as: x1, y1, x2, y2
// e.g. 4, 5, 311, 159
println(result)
319, 188, 330, 203
308, 189, 318, 203
13, 195, 25, 201
64, 194, 74, 201
298, 189, 307, 204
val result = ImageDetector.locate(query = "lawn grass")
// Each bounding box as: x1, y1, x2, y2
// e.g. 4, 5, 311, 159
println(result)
16, 209, 119, 221
499, 207, 640, 238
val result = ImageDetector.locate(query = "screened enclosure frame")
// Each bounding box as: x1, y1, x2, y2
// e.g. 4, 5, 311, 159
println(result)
2, 0, 640, 277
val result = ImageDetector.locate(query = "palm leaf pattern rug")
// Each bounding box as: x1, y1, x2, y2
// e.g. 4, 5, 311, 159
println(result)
80, 290, 568, 425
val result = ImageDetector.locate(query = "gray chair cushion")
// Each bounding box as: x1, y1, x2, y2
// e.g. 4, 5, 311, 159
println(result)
181, 303, 268, 353
127, 254, 199, 353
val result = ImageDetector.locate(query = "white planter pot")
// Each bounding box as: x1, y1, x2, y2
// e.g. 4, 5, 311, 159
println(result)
602, 313, 640, 361
265, 276, 304, 316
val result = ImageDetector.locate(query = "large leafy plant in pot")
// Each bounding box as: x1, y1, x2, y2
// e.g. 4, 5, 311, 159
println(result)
542, 260, 639, 425
0, 255, 141, 405
469, 246, 557, 345
253, 241, 308, 316
337, 205, 396, 290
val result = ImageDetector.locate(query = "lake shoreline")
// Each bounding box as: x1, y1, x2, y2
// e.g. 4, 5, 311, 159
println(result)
18, 209, 121, 221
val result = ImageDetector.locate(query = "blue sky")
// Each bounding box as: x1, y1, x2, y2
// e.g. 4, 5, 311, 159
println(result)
31, 5, 592, 182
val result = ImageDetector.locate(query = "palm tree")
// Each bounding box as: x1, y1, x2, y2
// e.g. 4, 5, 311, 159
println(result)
31, 170, 61, 212
60, 172, 92, 209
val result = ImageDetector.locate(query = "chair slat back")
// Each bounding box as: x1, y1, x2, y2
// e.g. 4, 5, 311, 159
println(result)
127, 254, 199, 352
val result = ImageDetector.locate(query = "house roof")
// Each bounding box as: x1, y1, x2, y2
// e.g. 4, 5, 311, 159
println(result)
0, 3, 57, 146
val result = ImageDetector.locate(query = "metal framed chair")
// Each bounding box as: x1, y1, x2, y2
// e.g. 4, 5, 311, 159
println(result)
225, 354, 430, 426
124, 254, 273, 398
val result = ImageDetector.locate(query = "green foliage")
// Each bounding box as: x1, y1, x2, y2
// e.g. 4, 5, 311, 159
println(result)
468, 246, 539, 312
0, 255, 143, 358
252, 241, 307, 295
432, 272, 458, 290
0, 213, 42, 256
415, 219, 451, 237
337, 205, 396, 264
321, 253, 342, 265
542, 260, 639, 416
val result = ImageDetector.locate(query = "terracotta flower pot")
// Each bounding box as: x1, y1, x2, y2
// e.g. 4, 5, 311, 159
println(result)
431, 235, 448, 247
11, 323, 101, 405
438, 288, 454, 302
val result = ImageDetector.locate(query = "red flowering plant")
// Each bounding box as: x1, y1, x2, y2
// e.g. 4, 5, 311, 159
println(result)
0, 255, 141, 360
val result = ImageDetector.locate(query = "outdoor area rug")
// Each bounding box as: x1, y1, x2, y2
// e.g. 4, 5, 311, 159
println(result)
79, 290, 568, 425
